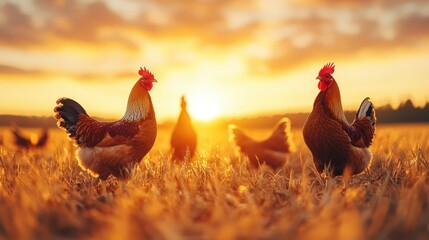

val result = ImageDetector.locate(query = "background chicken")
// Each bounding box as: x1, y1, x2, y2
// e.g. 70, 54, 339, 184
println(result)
171, 96, 197, 161
54, 67, 157, 181
11, 124, 49, 149
229, 118, 294, 169
303, 63, 376, 176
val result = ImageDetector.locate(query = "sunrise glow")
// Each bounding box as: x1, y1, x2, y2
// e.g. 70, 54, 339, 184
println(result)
188, 95, 221, 121
0, 1, 428, 121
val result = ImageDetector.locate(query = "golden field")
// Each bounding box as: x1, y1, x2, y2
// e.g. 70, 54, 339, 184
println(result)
0, 123, 428, 239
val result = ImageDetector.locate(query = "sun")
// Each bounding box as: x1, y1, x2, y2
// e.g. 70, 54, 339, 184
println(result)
188, 95, 221, 121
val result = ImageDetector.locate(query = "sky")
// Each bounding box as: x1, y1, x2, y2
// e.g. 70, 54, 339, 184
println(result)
0, 0, 428, 121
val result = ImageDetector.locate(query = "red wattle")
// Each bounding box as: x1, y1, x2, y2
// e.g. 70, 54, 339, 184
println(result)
139, 79, 153, 91
144, 82, 153, 91
318, 81, 327, 91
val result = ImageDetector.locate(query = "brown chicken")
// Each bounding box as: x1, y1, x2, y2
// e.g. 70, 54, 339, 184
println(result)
229, 118, 294, 169
54, 67, 157, 181
11, 124, 49, 149
171, 96, 197, 160
303, 63, 376, 176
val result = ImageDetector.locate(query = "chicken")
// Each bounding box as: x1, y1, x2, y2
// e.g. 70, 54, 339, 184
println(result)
170, 96, 197, 160
302, 63, 376, 176
54, 67, 157, 181
229, 118, 294, 169
11, 124, 49, 149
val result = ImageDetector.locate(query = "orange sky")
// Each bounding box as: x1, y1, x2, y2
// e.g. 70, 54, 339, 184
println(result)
1, 0, 428, 121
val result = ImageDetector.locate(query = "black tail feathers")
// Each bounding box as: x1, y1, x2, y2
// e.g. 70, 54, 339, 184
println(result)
356, 97, 376, 129
54, 98, 87, 138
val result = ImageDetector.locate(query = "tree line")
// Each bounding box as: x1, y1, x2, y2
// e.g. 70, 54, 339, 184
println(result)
0, 99, 428, 128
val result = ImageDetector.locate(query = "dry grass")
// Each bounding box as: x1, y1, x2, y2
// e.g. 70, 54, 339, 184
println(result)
0, 123, 428, 239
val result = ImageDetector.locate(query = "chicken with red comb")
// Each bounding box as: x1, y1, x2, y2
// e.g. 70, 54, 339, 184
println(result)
54, 67, 157, 181
303, 63, 376, 176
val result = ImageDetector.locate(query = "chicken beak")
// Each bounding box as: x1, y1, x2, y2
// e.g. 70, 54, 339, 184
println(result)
153, 79, 158, 83
316, 76, 321, 80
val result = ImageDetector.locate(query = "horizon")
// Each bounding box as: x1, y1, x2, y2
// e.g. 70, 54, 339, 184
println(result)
1, 97, 427, 127
1, 1, 429, 121
1, 97, 427, 122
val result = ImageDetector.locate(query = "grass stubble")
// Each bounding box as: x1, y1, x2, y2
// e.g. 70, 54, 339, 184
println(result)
0, 124, 428, 239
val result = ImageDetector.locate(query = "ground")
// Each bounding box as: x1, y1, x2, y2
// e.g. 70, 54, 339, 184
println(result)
0, 123, 428, 239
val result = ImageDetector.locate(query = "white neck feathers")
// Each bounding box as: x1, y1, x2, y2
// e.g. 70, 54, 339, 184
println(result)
122, 82, 152, 121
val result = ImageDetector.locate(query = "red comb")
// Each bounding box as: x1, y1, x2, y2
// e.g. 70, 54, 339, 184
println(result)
318, 62, 335, 76
138, 67, 154, 79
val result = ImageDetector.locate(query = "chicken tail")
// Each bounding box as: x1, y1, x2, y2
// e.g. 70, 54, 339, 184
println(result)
264, 118, 294, 153
356, 97, 376, 129
348, 97, 376, 147
228, 124, 251, 148
54, 98, 88, 139
36, 128, 49, 148
11, 124, 31, 149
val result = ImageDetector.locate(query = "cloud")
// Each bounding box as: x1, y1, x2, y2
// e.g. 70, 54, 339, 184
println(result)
240, 1, 429, 76
45, 1, 127, 41
0, 63, 136, 83
288, 0, 429, 7
396, 15, 429, 42
0, 65, 43, 75
0, 0, 428, 81
129, 0, 259, 47
0, 1, 137, 50
0, 3, 42, 47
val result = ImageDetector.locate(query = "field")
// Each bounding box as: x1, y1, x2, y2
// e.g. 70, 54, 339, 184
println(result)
0, 123, 428, 239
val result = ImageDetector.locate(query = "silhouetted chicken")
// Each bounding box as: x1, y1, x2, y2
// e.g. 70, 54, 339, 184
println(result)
171, 96, 197, 160
11, 124, 49, 149
229, 118, 294, 169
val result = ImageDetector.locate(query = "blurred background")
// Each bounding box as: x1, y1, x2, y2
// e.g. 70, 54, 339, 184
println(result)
0, 0, 428, 122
